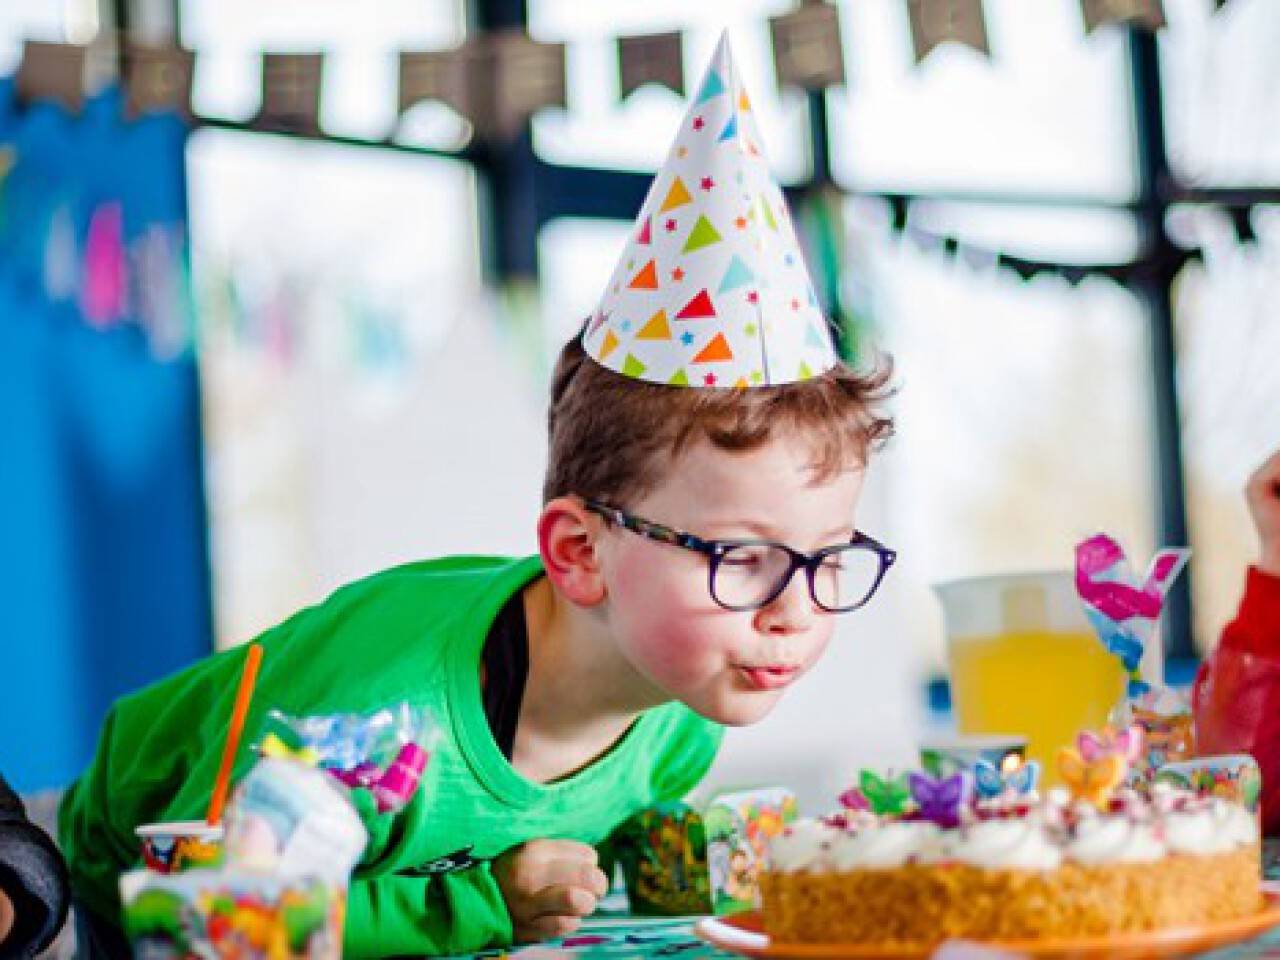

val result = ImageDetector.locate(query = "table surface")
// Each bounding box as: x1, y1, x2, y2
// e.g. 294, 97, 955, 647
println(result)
455, 841, 1280, 960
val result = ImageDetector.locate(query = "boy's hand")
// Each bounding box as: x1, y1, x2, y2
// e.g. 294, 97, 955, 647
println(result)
1247, 448, 1280, 577
492, 839, 609, 942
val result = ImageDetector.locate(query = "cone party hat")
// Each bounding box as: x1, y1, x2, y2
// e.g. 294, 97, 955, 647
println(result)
583, 33, 839, 388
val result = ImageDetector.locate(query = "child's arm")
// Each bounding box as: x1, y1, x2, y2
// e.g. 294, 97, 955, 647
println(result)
1192, 448, 1280, 835
343, 869, 512, 957
341, 838, 606, 956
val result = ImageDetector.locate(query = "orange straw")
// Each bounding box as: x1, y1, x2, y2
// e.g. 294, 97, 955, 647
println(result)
206, 642, 264, 827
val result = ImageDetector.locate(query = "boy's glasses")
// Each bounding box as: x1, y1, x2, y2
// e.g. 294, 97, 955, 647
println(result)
582, 498, 897, 613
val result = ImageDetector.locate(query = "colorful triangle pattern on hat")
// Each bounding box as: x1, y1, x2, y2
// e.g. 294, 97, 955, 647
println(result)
583, 32, 839, 387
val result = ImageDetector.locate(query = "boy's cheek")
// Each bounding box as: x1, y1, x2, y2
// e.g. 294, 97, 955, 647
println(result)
613, 578, 734, 654
631, 627, 718, 676
624, 619, 745, 693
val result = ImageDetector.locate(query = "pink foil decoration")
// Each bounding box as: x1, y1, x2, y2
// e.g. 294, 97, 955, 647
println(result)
81, 202, 128, 327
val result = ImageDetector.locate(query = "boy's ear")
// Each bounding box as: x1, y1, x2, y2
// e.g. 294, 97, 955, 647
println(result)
537, 497, 607, 607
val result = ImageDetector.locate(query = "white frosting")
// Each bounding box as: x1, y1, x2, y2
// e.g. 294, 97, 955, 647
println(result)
827, 822, 940, 870
1150, 782, 1185, 815
840, 810, 884, 833
1217, 801, 1261, 847
1165, 800, 1258, 855
768, 820, 839, 872
1163, 808, 1221, 854
770, 787, 1254, 876
1046, 787, 1072, 808
1066, 816, 1165, 865
945, 820, 1063, 871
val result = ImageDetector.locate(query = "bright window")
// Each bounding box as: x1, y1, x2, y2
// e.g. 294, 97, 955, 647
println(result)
180, 0, 466, 144
187, 132, 496, 647
1161, 0, 1280, 185
828, 0, 1135, 198
529, 0, 809, 181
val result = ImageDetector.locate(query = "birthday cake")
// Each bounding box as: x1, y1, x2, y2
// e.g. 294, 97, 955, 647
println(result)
761, 741, 1261, 944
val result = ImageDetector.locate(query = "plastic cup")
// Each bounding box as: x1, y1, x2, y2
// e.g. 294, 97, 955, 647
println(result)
935, 571, 1128, 785
120, 868, 346, 959
135, 820, 224, 874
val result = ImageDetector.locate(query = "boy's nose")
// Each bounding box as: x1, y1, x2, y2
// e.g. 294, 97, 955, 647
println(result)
754, 570, 816, 634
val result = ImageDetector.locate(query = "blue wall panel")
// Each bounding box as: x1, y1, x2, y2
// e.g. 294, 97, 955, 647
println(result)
0, 78, 212, 791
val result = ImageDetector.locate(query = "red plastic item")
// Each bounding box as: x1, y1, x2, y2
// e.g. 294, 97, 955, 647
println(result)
1192, 568, 1280, 837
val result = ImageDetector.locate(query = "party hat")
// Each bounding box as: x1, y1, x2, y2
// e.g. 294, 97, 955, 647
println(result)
583, 33, 839, 388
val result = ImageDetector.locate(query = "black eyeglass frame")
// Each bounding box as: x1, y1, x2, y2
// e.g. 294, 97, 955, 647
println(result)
582, 497, 897, 613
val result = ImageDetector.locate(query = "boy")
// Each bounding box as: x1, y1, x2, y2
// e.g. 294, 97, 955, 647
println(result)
1194, 445, 1280, 834
58, 36, 895, 956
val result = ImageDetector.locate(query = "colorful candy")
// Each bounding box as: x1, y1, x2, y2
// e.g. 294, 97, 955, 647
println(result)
1057, 726, 1140, 808
256, 705, 439, 814
121, 870, 345, 960
972, 758, 1040, 799
858, 771, 911, 817
1127, 689, 1196, 782
908, 772, 971, 829
837, 786, 870, 812
1077, 725, 1143, 766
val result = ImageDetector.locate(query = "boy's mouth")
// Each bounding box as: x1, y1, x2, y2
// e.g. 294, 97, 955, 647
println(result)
736, 664, 800, 691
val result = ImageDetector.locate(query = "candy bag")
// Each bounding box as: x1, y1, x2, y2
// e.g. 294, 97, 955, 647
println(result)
257, 704, 440, 814
1075, 534, 1192, 785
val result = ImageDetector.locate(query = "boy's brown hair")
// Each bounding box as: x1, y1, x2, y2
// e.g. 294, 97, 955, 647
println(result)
544, 329, 894, 506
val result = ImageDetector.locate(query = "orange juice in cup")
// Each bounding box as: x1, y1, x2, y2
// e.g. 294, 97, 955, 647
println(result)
936, 571, 1128, 786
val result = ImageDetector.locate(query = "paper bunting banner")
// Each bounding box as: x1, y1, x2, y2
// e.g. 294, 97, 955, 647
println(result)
1080, 0, 1167, 34
398, 48, 470, 119
905, 0, 990, 62
769, 5, 846, 90
398, 33, 565, 143
123, 43, 195, 120
253, 53, 325, 135
484, 31, 567, 142
16, 41, 88, 111
585, 34, 839, 388
6, 8, 1202, 134
618, 32, 685, 99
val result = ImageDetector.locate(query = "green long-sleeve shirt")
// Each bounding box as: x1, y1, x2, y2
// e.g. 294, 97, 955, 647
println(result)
58, 554, 723, 956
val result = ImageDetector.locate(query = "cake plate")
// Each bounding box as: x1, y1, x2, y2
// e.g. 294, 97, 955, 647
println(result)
695, 891, 1280, 960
